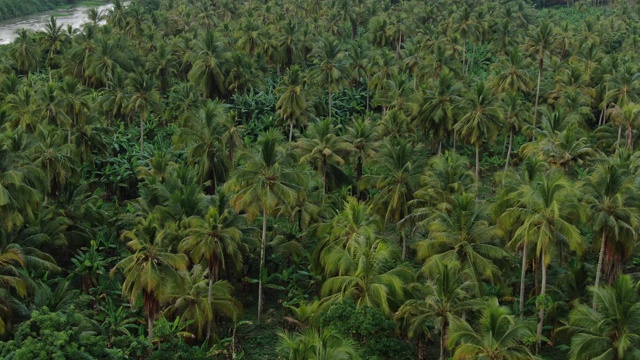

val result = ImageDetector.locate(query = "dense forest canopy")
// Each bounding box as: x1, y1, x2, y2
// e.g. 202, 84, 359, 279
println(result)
0, 0, 640, 358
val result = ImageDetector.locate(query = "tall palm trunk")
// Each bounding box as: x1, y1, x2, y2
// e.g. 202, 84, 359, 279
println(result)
328, 88, 333, 121
322, 157, 327, 194
439, 321, 448, 360
289, 120, 295, 142
593, 228, 606, 308
626, 125, 633, 150
148, 314, 154, 349
504, 125, 514, 172
475, 143, 480, 179
519, 244, 528, 315
140, 115, 145, 151
206, 256, 219, 340
258, 207, 268, 323
533, 57, 543, 139
536, 252, 547, 355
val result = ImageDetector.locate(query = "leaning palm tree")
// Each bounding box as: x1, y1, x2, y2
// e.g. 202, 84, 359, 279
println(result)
447, 298, 538, 360
111, 216, 188, 347
560, 274, 640, 360
526, 20, 557, 133
225, 130, 302, 322
187, 30, 231, 99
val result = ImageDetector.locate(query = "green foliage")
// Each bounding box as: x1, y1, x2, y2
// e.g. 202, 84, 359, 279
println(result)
0, 307, 122, 359
319, 301, 412, 359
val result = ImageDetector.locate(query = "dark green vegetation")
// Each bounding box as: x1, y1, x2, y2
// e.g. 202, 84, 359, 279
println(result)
0, 0, 640, 359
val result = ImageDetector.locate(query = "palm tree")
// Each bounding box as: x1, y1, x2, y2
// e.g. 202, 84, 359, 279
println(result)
296, 119, 353, 194
502, 92, 531, 171
360, 138, 423, 259
345, 116, 380, 188
225, 130, 302, 322
310, 36, 349, 120
584, 158, 639, 305
179, 206, 244, 339
447, 298, 538, 360
9, 29, 40, 76
498, 170, 584, 352
278, 328, 360, 360
320, 234, 408, 317
187, 30, 230, 99
166, 265, 242, 340
176, 102, 230, 194
415, 193, 508, 295
415, 72, 463, 153
276, 66, 311, 142
110, 216, 188, 347
606, 103, 640, 151
526, 20, 557, 133
454, 80, 504, 178
396, 262, 478, 360
126, 71, 161, 151
561, 274, 640, 360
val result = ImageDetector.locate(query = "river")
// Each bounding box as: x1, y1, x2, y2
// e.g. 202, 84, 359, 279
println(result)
0, 2, 118, 45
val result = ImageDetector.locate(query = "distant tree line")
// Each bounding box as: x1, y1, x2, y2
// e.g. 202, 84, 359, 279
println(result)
0, 0, 89, 21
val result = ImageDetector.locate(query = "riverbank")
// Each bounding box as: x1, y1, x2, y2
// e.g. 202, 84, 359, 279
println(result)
0, 0, 108, 21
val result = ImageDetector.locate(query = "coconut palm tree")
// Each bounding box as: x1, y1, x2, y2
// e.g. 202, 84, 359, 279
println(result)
166, 265, 241, 340
178, 206, 244, 339
453, 80, 504, 178
447, 298, 538, 360
498, 170, 584, 352
176, 101, 230, 194
526, 20, 557, 133
310, 36, 349, 120
415, 193, 508, 295
360, 138, 423, 259
320, 233, 408, 317
561, 274, 640, 360
276, 66, 311, 142
111, 216, 188, 347
187, 30, 231, 99
396, 262, 478, 360
126, 71, 161, 151
225, 130, 302, 322
296, 119, 353, 195
584, 158, 639, 305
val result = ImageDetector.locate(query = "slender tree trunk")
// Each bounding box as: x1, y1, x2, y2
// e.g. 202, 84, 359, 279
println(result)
322, 157, 327, 194
475, 143, 480, 179
258, 207, 268, 323
504, 126, 514, 172
519, 244, 528, 316
289, 120, 294, 142
401, 228, 407, 260
140, 116, 145, 151
626, 125, 633, 150
68, 126, 72, 145
439, 321, 447, 360
438, 140, 442, 155
206, 275, 214, 339
148, 314, 154, 351
365, 76, 370, 112
617, 126, 622, 149
462, 42, 466, 75
593, 228, 606, 308
533, 58, 543, 140
417, 334, 427, 360
536, 253, 547, 355
328, 88, 333, 121
396, 32, 402, 58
